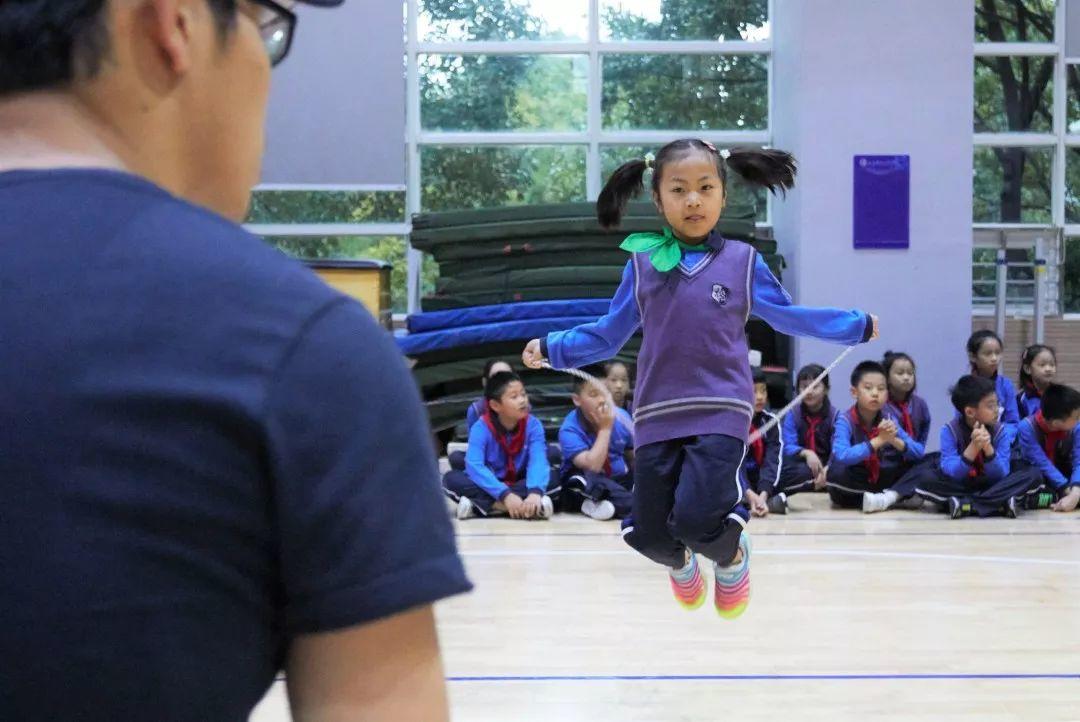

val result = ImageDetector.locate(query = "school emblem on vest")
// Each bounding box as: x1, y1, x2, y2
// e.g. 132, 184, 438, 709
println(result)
711, 283, 729, 305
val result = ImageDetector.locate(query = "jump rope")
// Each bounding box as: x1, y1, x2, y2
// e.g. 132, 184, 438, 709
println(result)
539, 342, 858, 445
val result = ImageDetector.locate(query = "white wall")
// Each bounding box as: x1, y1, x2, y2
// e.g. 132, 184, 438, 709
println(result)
771, 0, 975, 448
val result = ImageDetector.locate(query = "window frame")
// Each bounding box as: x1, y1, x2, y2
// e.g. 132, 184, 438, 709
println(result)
404, 0, 774, 312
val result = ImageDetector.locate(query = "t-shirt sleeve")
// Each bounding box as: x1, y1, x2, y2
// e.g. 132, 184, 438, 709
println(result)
558, 419, 590, 468
263, 298, 472, 635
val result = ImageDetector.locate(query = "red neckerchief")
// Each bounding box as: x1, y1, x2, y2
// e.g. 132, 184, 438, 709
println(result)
482, 412, 529, 484
803, 405, 826, 454
1025, 382, 1042, 399
1034, 411, 1066, 464
749, 417, 765, 466
890, 394, 914, 437
849, 408, 881, 484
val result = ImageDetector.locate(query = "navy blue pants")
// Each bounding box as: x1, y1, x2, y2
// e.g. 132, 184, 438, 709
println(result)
826, 462, 904, 508
442, 468, 561, 516
622, 434, 749, 569
563, 470, 633, 517
900, 462, 1042, 517
773, 457, 831, 497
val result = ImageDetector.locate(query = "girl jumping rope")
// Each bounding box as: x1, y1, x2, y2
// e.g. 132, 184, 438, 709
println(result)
522, 139, 878, 618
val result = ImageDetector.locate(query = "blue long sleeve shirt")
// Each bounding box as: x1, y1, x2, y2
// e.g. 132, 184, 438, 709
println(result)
1016, 417, 1080, 489
544, 256, 871, 370
832, 411, 924, 465
465, 415, 550, 500
940, 421, 1013, 482
781, 404, 838, 459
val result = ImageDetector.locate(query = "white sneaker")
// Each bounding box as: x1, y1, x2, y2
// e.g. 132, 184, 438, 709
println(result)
538, 495, 554, 520
456, 497, 476, 520
445, 495, 458, 517
581, 499, 616, 521
862, 492, 890, 513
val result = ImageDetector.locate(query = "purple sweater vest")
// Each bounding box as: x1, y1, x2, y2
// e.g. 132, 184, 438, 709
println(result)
631, 235, 756, 447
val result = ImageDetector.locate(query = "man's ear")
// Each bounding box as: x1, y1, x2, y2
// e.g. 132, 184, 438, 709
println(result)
139, 0, 198, 76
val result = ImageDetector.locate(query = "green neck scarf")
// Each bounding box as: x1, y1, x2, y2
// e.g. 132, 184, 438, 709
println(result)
619, 227, 709, 272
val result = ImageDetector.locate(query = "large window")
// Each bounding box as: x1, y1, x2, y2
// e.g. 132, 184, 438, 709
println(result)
253, 1, 773, 314
245, 187, 423, 314
408, 1, 771, 211
974, 0, 1078, 313
406, 0, 772, 309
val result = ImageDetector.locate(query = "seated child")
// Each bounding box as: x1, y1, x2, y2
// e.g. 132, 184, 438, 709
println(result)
443, 371, 559, 520
559, 374, 634, 521
467, 358, 514, 429
601, 360, 635, 436
883, 350, 931, 447
1016, 344, 1057, 420
776, 364, 838, 512
449, 358, 514, 471
1017, 383, 1080, 512
908, 375, 1042, 518
828, 361, 924, 510
966, 330, 1020, 432
743, 368, 782, 517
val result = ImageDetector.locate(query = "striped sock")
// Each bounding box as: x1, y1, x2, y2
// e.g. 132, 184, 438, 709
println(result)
668, 553, 706, 610
714, 533, 752, 620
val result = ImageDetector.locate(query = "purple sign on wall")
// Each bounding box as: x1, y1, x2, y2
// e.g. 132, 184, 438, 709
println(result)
853, 155, 910, 249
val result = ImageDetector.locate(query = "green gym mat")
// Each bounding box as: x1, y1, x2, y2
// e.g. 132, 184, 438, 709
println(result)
411, 201, 755, 231
436, 266, 629, 295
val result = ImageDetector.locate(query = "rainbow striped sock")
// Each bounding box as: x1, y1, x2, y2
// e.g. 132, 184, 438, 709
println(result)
669, 552, 706, 610
714, 533, 752, 619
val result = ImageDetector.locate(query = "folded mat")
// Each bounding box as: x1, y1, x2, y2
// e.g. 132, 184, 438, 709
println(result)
421, 254, 784, 311
419, 236, 777, 263
421, 285, 620, 310
407, 299, 611, 334
436, 265, 628, 295
410, 202, 758, 247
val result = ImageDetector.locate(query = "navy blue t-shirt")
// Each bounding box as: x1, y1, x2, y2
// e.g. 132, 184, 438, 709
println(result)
0, 169, 471, 721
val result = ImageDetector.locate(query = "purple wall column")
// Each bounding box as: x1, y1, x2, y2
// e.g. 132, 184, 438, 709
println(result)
771, 0, 974, 449
261, 2, 405, 185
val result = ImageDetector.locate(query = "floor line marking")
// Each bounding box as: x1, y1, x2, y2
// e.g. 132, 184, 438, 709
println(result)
459, 548, 1080, 566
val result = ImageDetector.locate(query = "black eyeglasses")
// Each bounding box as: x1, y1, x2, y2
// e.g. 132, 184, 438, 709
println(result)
248, 0, 298, 67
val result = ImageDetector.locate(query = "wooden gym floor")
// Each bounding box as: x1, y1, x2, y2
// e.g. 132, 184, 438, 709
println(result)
252, 493, 1080, 721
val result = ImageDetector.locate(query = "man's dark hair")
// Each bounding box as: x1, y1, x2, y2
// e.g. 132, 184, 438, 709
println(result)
950, 374, 997, 414
571, 365, 606, 394
1041, 383, 1080, 421
484, 371, 523, 403
0, 0, 236, 96
850, 360, 887, 387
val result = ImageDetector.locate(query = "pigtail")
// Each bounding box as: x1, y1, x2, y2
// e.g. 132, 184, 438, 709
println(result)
723, 147, 797, 197
597, 159, 648, 229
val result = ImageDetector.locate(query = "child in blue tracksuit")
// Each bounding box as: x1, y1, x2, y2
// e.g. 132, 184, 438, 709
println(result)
443, 371, 560, 520
449, 358, 514, 472
522, 138, 876, 618
827, 361, 924, 511
466, 358, 513, 429
966, 330, 1020, 433
743, 368, 783, 517
1015, 344, 1057, 420
775, 363, 839, 512
883, 350, 931, 448
559, 373, 635, 521
1017, 383, 1080, 512
908, 375, 1042, 518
